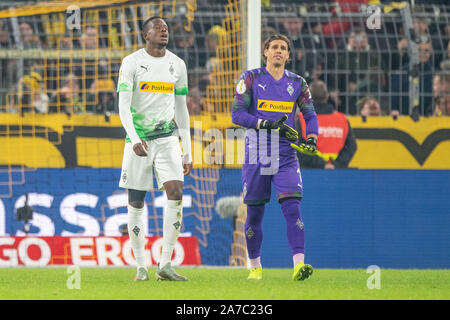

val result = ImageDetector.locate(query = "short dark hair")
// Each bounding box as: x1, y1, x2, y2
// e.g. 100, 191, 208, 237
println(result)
142, 16, 164, 33
310, 80, 328, 102
262, 33, 291, 64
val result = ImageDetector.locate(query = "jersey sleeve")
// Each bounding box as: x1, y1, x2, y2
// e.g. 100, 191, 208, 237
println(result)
232, 71, 253, 112
231, 71, 259, 128
175, 60, 188, 95
297, 77, 319, 136
296, 77, 315, 112
117, 56, 135, 93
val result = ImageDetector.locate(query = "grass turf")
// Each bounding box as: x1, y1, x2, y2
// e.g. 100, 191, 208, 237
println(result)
0, 267, 449, 300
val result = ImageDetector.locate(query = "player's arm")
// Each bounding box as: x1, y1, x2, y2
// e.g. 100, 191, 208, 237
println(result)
291, 78, 319, 155
117, 57, 148, 156
174, 61, 192, 175
333, 120, 357, 168
231, 72, 259, 128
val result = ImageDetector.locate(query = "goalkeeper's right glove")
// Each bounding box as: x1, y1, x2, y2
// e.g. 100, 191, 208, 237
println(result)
291, 137, 318, 156
259, 115, 299, 141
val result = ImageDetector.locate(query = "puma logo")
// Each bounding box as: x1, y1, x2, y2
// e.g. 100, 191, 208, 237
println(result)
140, 65, 149, 72
258, 84, 267, 91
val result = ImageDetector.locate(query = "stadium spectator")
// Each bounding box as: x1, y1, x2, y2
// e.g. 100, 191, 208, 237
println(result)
393, 37, 409, 71
17, 71, 49, 114
433, 71, 448, 100
434, 95, 450, 116
357, 96, 385, 116
277, 15, 304, 70
331, 26, 385, 114
260, 26, 277, 51
391, 40, 435, 116
432, 71, 450, 115
88, 78, 117, 114
303, 21, 328, 82
188, 66, 209, 98
84, 58, 117, 113
76, 27, 104, 91
321, 0, 368, 48
277, 15, 327, 83
444, 24, 450, 48
80, 26, 99, 50
393, 16, 440, 70
4, 22, 43, 95
446, 41, 450, 63
187, 87, 203, 115
49, 73, 83, 114
171, 21, 198, 69
441, 58, 450, 71
296, 80, 357, 169
18, 22, 42, 49
328, 88, 343, 111
203, 57, 231, 113
58, 32, 75, 50
0, 26, 8, 48
204, 25, 226, 69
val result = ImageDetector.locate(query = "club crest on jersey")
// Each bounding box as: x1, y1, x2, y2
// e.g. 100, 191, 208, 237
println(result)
287, 83, 294, 96
236, 79, 246, 94
169, 63, 175, 75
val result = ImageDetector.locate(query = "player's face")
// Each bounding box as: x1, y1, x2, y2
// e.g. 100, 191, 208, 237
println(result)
143, 18, 169, 47
264, 39, 290, 68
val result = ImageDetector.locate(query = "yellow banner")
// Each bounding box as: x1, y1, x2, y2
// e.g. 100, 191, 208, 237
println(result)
1, 114, 450, 169
348, 116, 450, 169
256, 99, 294, 113
139, 82, 175, 94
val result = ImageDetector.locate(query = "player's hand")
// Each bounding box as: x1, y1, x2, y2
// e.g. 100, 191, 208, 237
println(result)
182, 155, 192, 175
291, 137, 318, 156
133, 140, 149, 157
259, 115, 299, 141
183, 163, 192, 176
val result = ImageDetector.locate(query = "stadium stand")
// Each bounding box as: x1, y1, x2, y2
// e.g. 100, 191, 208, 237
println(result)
1, 1, 449, 116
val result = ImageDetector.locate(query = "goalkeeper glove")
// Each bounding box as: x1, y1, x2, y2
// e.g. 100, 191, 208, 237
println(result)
291, 137, 318, 156
259, 115, 298, 141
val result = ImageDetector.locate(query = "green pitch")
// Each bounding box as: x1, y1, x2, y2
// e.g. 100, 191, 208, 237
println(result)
0, 267, 449, 300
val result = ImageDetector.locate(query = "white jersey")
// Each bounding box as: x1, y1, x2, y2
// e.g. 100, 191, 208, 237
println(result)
117, 48, 188, 141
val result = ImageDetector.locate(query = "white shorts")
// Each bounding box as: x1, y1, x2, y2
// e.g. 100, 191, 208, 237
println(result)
119, 135, 184, 191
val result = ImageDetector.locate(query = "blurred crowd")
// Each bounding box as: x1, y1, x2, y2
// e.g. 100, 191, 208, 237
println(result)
0, 0, 449, 117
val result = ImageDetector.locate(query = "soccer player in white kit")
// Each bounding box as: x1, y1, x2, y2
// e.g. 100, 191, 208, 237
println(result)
117, 16, 192, 281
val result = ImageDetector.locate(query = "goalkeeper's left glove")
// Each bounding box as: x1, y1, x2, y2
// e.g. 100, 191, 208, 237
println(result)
259, 115, 299, 141
291, 136, 318, 156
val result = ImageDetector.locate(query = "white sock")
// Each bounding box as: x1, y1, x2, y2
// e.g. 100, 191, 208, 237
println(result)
293, 253, 305, 266
159, 199, 183, 267
249, 257, 261, 269
127, 205, 147, 271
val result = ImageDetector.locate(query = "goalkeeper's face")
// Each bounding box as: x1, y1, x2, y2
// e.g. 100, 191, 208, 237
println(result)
143, 18, 169, 47
264, 39, 290, 68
